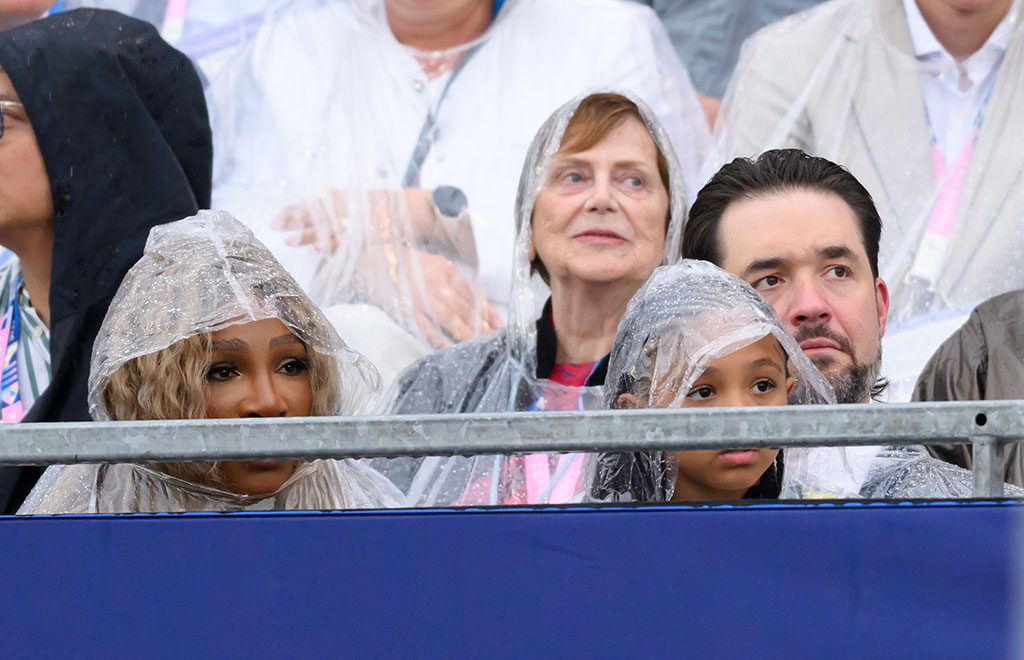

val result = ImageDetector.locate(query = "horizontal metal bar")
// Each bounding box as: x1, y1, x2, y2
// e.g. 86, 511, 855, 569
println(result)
0, 400, 1019, 465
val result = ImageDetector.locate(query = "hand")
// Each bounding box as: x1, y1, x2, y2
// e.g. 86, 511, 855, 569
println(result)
271, 189, 410, 252
403, 248, 504, 348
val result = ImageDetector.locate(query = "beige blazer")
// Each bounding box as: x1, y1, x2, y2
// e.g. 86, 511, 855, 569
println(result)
722, 0, 1024, 321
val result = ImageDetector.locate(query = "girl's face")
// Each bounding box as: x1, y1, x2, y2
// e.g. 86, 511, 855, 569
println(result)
205, 318, 313, 495
617, 335, 794, 501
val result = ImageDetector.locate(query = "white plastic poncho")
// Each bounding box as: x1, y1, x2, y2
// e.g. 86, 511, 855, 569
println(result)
378, 91, 691, 506
19, 210, 405, 514
717, 0, 1024, 401
208, 0, 711, 386
585, 260, 839, 501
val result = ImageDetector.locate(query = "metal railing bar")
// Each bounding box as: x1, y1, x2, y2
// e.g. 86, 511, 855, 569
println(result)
972, 435, 1005, 498
0, 400, 1019, 466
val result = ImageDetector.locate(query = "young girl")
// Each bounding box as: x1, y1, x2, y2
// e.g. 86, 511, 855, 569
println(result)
20, 211, 404, 514
589, 260, 835, 502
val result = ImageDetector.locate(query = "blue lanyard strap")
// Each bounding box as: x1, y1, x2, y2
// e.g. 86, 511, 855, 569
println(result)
401, 42, 484, 187
0, 274, 23, 416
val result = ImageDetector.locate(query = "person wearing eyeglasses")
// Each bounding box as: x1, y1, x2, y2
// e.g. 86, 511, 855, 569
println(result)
0, 9, 212, 513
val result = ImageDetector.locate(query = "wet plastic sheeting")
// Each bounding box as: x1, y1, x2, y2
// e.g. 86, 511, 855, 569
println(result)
380, 92, 690, 506
18, 212, 403, 514
586, 260, 838, 501
208, 0, 711, 385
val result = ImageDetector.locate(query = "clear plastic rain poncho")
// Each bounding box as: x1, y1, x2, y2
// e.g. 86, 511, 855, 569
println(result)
60, 0, 277, 81
207, 0, 711, 387
585, 260, 838, 502
585, 260, 1015, 501
717, 0, 1024, 401
378, 91, 691, 506
19, 210, 405, 514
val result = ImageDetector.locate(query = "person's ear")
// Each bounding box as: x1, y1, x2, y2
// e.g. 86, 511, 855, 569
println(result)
528, 236, 536, 263
617, 393, 644, 409
786, 376, 795, 397
875, 276, 889, 338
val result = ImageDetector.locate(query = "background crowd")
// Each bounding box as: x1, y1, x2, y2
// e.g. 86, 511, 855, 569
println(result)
0, 0, 1022, 513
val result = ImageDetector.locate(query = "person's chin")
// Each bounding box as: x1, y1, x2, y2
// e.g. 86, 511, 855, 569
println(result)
566, 264, 630, 284
808, 350, 850, 371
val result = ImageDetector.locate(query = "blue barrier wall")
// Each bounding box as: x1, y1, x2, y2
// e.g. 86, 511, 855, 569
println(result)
2, 501, 1020, 659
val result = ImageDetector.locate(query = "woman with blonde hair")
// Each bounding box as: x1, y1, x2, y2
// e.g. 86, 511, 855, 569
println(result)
20, 210, 403, 514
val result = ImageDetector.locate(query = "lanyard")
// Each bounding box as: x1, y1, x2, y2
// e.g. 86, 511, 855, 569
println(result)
401, 41, 483, 187
909, 80, 996, 284
162, 0, 189, 44
519, 361, 603, 503
0, 273, 25, 424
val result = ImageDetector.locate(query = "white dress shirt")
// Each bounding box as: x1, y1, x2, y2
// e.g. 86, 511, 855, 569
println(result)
903, 0, 1018, 168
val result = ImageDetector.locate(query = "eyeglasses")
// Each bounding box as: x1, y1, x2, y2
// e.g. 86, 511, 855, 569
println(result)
0, 101, 24, 141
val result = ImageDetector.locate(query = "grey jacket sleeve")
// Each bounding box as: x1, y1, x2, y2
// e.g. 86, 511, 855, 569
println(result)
913, 309, 988, 403
912, 292, 1024, 487
912, 309, 987, 472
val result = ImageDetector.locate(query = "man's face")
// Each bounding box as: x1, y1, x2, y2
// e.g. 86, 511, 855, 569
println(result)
716, 190, 889, 403
916, 0, 1012, 20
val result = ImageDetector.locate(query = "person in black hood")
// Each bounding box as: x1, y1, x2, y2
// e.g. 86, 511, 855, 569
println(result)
0, 8, 212, 512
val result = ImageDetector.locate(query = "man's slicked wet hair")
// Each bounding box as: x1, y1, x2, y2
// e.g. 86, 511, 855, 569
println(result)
682, 149, 882, 277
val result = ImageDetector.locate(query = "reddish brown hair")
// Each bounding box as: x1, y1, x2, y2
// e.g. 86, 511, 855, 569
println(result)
559, 93, 670, 192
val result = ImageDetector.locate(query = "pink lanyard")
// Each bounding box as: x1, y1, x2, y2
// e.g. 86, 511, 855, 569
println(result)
161, 0, 188, 43
909, 81, 995, 283
523, 453, 586, 504
521, 363, 600, 504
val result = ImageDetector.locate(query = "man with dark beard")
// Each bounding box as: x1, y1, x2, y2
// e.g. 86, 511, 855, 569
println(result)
682, 149, 888, 405
680, 150, 1010, 497
680, 149, 895, 494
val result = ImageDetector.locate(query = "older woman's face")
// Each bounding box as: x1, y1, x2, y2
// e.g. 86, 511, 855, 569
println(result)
206, 318, 313, 495
0, 70, 53, 237
531, 117, 669, 289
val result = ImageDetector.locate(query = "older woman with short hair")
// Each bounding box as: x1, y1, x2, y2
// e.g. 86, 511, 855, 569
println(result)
381, 91, 690, 505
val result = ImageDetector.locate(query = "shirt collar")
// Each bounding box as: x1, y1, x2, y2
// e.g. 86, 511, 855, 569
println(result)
904, 0, 945, 58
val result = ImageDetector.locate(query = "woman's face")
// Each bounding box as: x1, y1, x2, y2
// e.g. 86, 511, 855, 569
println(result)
205, 318, 313, 495
0, 70, 53, 238
530, 116, 669, 291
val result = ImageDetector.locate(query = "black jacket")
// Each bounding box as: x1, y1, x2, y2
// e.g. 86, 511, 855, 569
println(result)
0, 9, 212, 512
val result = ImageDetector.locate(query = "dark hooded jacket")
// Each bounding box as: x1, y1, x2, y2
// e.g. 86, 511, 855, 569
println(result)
0, 9, 212, 512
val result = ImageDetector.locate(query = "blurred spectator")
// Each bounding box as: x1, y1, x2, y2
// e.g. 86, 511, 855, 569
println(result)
913, 290, 1024, 486
58, 0, 278, 80
719, 0, 1024, 401
19, 211, 405, 514
210, 0, 711, 386
0, 9, 211, 512
630, 0, 826, 125
0, 0, 51, 31
380, 92, 688, 505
